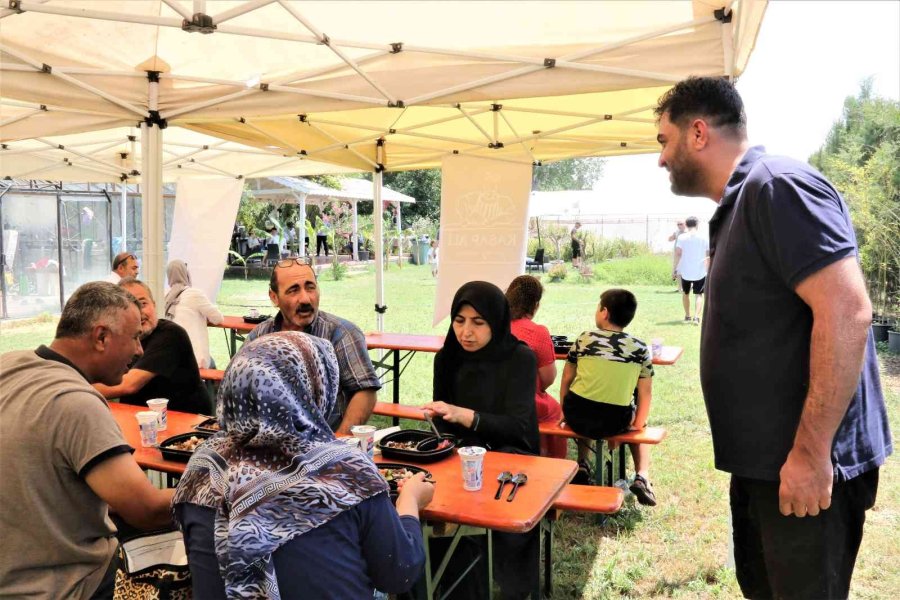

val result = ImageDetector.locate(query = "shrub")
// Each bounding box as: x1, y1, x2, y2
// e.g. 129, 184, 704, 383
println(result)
547, 263, 568, 282
593, 255, 671, 285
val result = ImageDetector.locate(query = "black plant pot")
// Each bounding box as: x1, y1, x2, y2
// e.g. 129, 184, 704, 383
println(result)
872, 322, 891, 342
889, 330, 900, 354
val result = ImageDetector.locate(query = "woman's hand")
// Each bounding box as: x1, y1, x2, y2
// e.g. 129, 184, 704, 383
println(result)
423, 402, 475, 428
395, 472, 435, 517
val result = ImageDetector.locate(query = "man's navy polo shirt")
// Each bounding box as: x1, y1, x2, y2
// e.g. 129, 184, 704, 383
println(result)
700, 146, 892, 482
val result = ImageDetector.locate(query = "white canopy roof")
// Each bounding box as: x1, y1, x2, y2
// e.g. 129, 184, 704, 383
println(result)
1, 0, 767, 174
248, 175, 414, 207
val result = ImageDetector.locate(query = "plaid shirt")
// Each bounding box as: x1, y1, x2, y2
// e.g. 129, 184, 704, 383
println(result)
248, 311, 381, 429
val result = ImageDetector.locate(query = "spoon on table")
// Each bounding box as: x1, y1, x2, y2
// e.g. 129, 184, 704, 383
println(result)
494, 471, 513, 500
506, 473, 528, 502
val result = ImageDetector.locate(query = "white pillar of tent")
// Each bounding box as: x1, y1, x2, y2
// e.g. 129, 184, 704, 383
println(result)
140, 75, 165, 306
291, 191, 307, 257
373, 140, 385, 332
351, 200, 359, 261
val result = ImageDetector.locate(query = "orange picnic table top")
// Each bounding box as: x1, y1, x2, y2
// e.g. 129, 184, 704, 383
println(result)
110, 402, 575, 533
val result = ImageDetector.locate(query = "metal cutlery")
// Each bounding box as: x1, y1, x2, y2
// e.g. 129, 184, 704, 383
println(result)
494, 471, 513, 500
423, 411, 443, 440
506, 473, 528, 502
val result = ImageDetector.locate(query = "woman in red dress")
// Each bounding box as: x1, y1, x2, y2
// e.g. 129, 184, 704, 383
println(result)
505, 275, 568, 459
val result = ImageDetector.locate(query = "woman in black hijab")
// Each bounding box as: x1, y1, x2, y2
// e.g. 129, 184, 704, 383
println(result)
423, 281, 540, 599
426, 280, 539, 453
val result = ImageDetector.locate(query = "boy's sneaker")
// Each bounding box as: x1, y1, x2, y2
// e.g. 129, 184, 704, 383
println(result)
629, 474, 657, 506
572, 460, 593, 485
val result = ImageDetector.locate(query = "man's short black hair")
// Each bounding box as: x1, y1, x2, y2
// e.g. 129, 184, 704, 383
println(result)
686, 216, 699, 228
600, 288, 638, 328
655, 76, 747, 137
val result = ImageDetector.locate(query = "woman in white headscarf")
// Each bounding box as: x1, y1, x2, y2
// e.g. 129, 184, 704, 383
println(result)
165, 259, 224, 369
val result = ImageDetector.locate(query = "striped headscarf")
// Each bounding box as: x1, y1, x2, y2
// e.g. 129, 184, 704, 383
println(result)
173, 332, 387, 599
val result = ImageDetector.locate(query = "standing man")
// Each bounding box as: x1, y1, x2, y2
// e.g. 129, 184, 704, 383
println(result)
0, 282, 174, 599
674, 216, 709, 323
667, 219, 686, 291
103, 251, 138, 283
656, 76, 891, 599
248, 257, 381, 435
316, 215, 332, 257
570, 221, 582, 268
94, 277, 209, 414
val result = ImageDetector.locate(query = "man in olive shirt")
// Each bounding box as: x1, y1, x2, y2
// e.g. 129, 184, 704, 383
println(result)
0, 282, 175, 599
94, 278, 209, 413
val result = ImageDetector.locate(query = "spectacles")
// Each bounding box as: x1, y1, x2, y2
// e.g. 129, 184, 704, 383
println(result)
275, 256, 314, 268
113, 254, 137, 269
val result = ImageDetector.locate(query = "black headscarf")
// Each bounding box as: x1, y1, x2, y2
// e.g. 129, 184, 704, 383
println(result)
439, 280, 520, 366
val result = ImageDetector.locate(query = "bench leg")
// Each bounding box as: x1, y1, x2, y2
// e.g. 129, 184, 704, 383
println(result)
541, 518, 553, 597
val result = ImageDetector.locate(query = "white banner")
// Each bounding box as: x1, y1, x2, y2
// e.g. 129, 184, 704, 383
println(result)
434, 155, 532, 326
168, 178, 243, 302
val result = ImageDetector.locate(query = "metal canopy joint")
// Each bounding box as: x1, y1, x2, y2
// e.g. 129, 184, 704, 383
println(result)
714, 8, 733, 23
183, 12, 216, 34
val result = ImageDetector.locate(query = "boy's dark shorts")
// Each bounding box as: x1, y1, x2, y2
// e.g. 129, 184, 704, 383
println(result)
563, 391, 634, 439
681, 277, 706, 294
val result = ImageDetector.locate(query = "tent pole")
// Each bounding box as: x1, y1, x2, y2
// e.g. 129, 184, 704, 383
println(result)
0, 187, 8, 319
141, 74, 165, 308
373, 140, 385, 333
352, 200, 359, 261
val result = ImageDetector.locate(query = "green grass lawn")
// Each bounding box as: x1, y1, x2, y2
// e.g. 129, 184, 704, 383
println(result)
2, 256, 897, 598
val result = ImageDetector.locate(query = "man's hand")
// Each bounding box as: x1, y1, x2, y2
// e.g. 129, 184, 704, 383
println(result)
778, 443, 833, 517
422, 401, 475, 428
336, 389, 377, 436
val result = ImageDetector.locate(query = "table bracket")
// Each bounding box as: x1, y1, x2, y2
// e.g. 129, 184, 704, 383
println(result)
423, 523, 492, 600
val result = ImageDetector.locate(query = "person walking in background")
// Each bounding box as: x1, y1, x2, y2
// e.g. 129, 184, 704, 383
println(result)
656, 76, 891, 599
674, 216, 709, 323
570, 221, 583, 268
668, 219, 687, 291
102, 251, 138, 284
505, 275, 568, 459
427, 239, 439, 277
316, 215, 332, 257
164, 259, 224, 369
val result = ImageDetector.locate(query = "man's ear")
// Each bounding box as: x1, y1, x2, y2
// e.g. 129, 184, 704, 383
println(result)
92, 324, 109, 351
269, 288, 279, 307
689, 118, 710, 150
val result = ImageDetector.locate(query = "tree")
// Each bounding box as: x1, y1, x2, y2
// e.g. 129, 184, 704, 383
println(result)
810, 79, 900, 316
381, 169, 442, 225
532, 157, 605, 191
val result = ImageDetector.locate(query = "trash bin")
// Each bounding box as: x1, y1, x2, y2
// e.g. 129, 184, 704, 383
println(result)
411, 236, 430, 265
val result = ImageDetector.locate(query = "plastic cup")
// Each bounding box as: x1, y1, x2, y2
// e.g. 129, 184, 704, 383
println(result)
351, 425, 376, 459
249, 308, 260, 318
651, 338, 663, 358
458, 446, 487, 491
135, 411, 159, 447
146, 398, 169, 431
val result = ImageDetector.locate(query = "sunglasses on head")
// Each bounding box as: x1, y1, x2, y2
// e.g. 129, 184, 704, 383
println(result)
275, 256, 314, 268
114, 254, 137, 269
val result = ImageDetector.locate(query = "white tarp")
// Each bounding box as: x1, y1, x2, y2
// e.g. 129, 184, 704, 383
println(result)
434, 154, 532, 325
167, 177, 243, 302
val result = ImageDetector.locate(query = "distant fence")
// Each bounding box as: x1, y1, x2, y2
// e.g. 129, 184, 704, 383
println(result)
534, 214, 709, 253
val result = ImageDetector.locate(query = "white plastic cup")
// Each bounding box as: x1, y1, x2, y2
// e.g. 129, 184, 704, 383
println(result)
249, 308, 260, 318
135, 411, 159, 447
651, 338, 663, 358
146, 398, 169, 431
351, 425, 377, 459
458, 446, 487, 491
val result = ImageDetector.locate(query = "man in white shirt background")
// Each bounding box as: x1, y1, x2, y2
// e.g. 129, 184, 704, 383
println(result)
674, 216, 709, 323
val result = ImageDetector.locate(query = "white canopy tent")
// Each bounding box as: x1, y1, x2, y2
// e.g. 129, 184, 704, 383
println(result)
249, 176, 415, 260
0, 0, 767, 327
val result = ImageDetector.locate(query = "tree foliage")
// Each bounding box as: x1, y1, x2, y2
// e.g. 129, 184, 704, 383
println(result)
532, 157, 605, 191
810, 79, 900, 315
381, 169, 442, 225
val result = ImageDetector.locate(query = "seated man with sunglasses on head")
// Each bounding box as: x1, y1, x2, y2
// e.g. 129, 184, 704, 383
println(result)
247, 257, 381, 435
103, 252, 139, 284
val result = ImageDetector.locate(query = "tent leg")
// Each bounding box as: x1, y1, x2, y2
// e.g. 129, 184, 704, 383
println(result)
352, 199, 358, 261
140, 122, 164, 306
373, 170, 384, 332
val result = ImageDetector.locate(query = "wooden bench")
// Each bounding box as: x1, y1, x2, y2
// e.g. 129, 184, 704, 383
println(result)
542, 485, 624, 596
199, 368, 225, 382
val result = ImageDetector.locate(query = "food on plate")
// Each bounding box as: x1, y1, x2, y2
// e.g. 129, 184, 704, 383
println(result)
379, 467, 416, 484
200, 421, 221, 431
434, 439, 452, 451
384, 440, 418, 450
169, 436, 204, 452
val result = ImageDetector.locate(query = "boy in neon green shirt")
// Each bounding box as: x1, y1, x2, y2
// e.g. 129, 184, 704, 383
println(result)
560, 288, 656, 505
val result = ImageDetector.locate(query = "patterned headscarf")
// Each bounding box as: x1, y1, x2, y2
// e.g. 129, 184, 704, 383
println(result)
164, 259, 191, 319
173, 332, 387, 599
